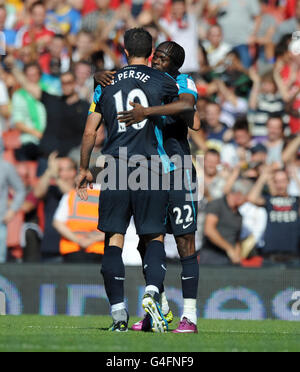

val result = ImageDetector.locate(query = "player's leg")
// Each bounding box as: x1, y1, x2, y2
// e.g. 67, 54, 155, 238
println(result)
98, 182, 131, 332
173, 233, 199, 334
132, 238, 173, 331
140, 234, 169, 333
101, 233, 129, 332
168, 169, 199, 333
132, 182, 170, 333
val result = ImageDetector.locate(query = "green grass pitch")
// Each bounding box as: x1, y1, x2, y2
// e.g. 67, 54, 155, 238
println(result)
0, 316, 299, 352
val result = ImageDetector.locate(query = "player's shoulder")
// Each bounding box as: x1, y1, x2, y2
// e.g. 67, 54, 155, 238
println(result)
176, 73, 195, 86
93, 84, 103, 104
176, 73, 198, 98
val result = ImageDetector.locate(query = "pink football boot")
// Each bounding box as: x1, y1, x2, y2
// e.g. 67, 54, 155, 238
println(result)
172, 318, 198, 334
132, 314, 151, 332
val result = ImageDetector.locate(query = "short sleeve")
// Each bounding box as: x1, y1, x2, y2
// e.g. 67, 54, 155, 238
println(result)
177, 74, 198, 101
206, 199, 222, 216
162, 73, 179, 104
89, 85, 103, 115
54, 193, 70, 223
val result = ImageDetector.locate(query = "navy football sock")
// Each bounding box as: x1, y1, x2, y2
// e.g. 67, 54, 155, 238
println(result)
138, 240, 165, 295
181, 253, 199, 299
101, 246, 125, 306
144, 241, 167, 300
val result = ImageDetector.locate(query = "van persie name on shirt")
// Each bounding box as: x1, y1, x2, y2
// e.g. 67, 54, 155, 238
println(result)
269, 197, 299, 224
111, 70, 151, 85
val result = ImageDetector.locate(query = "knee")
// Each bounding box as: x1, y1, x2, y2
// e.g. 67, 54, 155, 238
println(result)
144, 239, 166, 262
176, 234, 196, 258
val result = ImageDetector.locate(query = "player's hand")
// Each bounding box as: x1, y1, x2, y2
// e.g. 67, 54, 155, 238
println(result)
76, 170, 94, 201
94, 71, 116, 87
117, 102, 147, 127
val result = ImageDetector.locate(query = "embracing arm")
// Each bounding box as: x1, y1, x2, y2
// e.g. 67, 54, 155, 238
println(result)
147, 93, 195, 117
118, 93, 195, 128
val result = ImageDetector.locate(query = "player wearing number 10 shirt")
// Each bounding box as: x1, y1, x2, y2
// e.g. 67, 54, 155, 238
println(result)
90, 65, 178, 161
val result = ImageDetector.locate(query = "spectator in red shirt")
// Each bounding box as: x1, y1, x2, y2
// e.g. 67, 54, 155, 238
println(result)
39, 34, 70, 75
285, 0, 297, 19
18, 1, 54, 51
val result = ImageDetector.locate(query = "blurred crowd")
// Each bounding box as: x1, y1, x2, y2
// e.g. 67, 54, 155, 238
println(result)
0, 0, 299, 266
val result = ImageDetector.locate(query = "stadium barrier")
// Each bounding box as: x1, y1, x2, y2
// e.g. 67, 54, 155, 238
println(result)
0, 264, 299, 321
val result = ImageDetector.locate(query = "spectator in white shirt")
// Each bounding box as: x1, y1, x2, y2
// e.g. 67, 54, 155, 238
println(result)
0, 79, 10, 152
203, 24, 232, 68
159, 0, 204, 74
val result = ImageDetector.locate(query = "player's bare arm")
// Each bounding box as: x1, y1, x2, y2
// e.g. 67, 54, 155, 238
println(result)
95, 72, 199, 130
117, 96, 195, 128
76, 112, 102, 201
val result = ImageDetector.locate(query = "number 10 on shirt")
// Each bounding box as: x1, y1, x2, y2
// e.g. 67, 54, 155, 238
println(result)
113, 89, 149, 133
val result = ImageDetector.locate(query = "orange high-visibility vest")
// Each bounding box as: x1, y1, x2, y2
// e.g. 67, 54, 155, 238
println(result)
60, 189, 104, 256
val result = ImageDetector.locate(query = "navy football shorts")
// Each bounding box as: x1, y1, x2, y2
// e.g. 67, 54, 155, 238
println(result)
166, 167, 198, 237
98, 159, 169, 236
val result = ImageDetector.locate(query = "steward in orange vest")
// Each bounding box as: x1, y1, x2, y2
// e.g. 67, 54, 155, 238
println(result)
59, 188, 105, 256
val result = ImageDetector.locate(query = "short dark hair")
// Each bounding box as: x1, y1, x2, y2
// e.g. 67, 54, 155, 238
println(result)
233, 118, 250, 132
124, 28, 153, 59
268, 113, 283, 121
206, 149, 220, 158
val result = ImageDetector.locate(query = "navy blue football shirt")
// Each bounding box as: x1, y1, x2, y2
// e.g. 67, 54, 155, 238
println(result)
89, 65, 179, 168
162, 73, 198, 159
